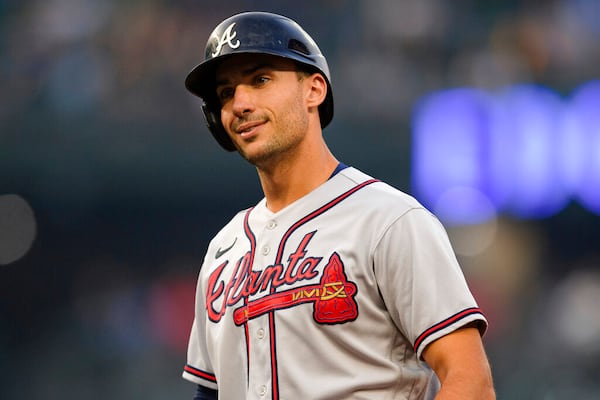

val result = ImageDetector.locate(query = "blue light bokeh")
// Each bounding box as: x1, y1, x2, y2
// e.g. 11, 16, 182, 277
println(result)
412, 81, 600, 223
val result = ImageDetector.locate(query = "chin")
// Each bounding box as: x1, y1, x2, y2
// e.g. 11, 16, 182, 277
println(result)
242, 148, 281, 167
238, 145, 266, 164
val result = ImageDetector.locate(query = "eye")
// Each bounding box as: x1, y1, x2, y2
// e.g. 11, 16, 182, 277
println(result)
254, 75, 270, 86
217, 87, 234, 102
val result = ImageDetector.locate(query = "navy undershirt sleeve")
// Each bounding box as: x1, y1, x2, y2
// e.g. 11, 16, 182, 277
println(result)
194, 384, 217, 400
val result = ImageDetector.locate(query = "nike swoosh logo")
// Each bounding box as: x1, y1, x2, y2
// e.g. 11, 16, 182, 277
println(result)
215, 237, 237, 259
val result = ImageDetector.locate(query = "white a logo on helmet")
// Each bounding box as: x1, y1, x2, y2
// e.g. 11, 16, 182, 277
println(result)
212, 22, 241, 57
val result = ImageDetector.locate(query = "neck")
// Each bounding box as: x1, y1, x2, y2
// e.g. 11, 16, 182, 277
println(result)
256, 141, 338, 213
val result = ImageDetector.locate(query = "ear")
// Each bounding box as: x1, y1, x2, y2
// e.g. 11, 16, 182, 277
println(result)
305, 73, 328, 109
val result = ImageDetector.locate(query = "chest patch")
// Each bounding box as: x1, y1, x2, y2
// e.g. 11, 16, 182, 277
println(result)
232, 251, 358, 325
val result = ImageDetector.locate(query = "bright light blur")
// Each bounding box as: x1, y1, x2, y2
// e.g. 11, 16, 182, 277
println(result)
0, 194, 37, 265
412, 81, 600, 222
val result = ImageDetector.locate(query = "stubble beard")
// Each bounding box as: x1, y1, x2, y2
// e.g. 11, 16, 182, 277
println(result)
239, 97, 309, 170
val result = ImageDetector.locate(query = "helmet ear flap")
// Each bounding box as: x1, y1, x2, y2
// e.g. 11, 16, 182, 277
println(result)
201, 102, 237, 152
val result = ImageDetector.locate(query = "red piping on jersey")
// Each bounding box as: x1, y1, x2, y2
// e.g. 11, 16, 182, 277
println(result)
269, 308, 279, 399
252, 178, 380, 399
273, 179, 380, 263
413, 307, 484, 355
184, 364, 217, 383
242, 209, 257, 383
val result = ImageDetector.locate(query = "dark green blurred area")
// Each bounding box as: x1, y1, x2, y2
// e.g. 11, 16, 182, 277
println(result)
1, 1, 599, 399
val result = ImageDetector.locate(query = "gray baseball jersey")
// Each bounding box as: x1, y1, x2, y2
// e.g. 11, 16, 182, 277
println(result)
183, 166, 487, 399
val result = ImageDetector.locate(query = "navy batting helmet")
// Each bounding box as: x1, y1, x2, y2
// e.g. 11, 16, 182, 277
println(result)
185, 11, 334, 151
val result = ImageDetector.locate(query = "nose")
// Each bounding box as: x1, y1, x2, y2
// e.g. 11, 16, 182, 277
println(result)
231, 85, 255, 117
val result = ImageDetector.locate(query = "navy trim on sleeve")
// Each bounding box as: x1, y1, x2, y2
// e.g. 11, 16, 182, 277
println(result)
413, 307, 486, 355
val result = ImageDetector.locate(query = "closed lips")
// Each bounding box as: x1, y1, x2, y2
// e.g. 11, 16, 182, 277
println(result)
234, 120, 265, 134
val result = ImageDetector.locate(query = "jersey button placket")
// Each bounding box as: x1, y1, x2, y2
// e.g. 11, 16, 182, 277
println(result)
247, 317, 270, 399
248, 216, 277, 399
266, 219, 277, 230
261, 244, 270, 256
257, 328, 265, 339
258, 385, 267, 396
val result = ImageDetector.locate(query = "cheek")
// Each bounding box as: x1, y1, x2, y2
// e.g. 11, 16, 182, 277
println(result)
282, 90, 309, 127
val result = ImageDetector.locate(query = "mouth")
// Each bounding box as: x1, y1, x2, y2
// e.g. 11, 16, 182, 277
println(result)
234, 120, 265, 138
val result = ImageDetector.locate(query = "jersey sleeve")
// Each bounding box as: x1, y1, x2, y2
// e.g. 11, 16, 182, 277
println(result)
182, 255, 218, 389
373, 207, 487, 360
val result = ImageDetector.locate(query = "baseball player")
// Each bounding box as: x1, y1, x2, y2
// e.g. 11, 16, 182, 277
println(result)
182, 12, 495, 400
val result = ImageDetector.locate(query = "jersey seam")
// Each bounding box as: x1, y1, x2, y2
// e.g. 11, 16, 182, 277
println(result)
371, 206, 427, 266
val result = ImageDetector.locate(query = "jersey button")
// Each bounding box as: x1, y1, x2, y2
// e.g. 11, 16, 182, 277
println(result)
261, 245, 270, 255
267, 220, 277, 230
259, 385, 267, 396
257, 328, 265, 339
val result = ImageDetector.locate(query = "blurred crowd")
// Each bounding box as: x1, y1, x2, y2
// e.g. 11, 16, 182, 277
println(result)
1, 0, 599, 398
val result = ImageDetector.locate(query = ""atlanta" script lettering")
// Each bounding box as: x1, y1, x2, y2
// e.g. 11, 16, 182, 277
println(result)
206, 231, 323, 322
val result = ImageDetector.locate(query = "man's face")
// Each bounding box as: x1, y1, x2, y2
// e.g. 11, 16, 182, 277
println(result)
215, 54, 311, 167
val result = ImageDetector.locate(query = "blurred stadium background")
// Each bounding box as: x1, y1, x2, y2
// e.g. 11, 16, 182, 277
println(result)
1, 0, 599, 398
